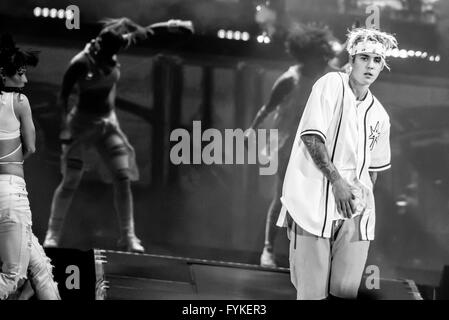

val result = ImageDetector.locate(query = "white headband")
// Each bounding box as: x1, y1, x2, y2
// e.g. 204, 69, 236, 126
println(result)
349, 40, 386, 58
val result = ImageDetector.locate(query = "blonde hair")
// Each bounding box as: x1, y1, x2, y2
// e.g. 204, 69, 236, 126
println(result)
346, 28, 398, 70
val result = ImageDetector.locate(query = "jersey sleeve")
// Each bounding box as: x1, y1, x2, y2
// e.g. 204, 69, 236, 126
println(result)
298, 72, 342, 142
369, 117, 391, 172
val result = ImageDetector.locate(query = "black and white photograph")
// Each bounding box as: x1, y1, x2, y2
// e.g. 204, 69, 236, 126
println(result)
0, 0, 449, 307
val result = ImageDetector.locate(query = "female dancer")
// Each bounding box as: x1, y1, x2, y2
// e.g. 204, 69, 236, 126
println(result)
0, 34, 60, 299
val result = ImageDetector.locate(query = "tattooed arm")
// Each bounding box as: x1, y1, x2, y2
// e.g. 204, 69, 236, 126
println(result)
301, 134, 355, 218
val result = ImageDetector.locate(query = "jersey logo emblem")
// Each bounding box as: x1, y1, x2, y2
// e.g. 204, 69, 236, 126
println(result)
369, 121, 380, 150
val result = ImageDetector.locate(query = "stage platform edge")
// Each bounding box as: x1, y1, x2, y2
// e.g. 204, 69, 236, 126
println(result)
91, 249, 423, 300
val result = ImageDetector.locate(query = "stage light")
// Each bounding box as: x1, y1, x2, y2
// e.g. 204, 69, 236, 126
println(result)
42, 7, 49, 17
263, 36, 270, 44
218, 29, 250, 41
257, 35, 264, 43
58, 9, 65, 19
33, 7, 42, 17
256, 5, 262, 11
387, 48, 440, 62
66, 9, 74, 20
50, 8, 57, 18
399, 49, 408, 59
396, 200, 407, 207
390, 48, 399, 58
217, 29, 225, 39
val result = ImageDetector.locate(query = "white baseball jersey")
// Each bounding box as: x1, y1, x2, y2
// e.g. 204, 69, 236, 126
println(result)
277, 72, 391, 240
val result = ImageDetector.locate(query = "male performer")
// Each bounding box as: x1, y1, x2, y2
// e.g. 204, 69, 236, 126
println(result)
277, 27, 398, 299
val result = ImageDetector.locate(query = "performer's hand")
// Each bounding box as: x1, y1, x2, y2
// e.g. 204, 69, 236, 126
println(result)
145, 27, 155, 36
135, 27, 152, 42
123, 25, 152, 45
331, 178, 356, 218
167, 20, 195, 34
146, 20, 195, 35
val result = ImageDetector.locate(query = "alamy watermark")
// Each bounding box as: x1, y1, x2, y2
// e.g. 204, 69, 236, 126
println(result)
66, 5, 80, 30
65, 265, 80, 290
365, 264, 380, 290
170, 121, 278, 175
365, 4, 381, 29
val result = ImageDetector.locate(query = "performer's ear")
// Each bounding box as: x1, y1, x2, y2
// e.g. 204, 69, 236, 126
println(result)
349, 54, 355, 65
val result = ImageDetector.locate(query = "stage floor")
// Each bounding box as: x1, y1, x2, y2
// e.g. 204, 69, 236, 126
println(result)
100, 250, 423, 300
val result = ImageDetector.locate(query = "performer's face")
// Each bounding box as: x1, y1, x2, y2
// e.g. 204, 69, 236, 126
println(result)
3, 67, 28, 88
350, 53, 384, 86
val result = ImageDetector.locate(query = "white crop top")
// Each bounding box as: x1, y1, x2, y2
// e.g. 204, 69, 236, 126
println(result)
0, 92, 21, 140
0, 92, 23, 165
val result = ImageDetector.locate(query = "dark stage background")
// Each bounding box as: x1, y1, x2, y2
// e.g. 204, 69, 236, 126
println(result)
1, 0, 449, 294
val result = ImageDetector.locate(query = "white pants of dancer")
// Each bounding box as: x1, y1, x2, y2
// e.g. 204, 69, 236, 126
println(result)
0, 174, 60, 300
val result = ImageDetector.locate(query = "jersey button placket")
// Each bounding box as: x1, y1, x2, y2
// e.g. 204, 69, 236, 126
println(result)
356, 102, 365, 177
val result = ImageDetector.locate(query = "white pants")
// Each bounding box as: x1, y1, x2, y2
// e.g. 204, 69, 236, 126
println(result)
288, 215, 370, 300
0, 175, 60, 300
